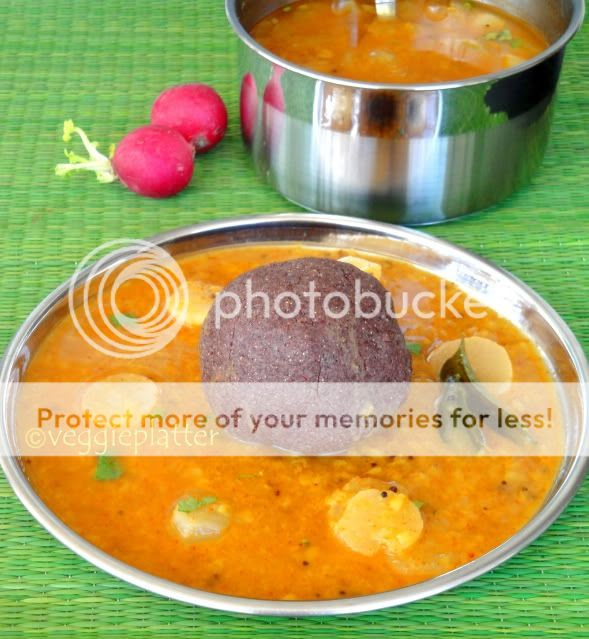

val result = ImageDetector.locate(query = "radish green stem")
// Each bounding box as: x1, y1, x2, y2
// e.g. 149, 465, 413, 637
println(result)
55, 120, 117, 183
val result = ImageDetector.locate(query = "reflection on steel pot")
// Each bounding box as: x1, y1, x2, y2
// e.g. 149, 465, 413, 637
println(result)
226, 0, 584, 224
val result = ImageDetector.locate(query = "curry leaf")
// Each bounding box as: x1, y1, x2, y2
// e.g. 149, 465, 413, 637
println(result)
437, 375, 485, 454
439, 339, 478, 383
439, 340, 534, 448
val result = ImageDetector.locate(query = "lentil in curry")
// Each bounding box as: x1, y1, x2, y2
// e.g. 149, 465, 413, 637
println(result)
23, 244, 559, 600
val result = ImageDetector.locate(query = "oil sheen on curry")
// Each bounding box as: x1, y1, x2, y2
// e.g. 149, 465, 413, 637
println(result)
24, 244, 558, 601
250, 0, 549, 83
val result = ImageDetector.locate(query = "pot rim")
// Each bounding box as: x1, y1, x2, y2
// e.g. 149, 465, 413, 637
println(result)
1, 213, 588, 616
226, 0, 585, 91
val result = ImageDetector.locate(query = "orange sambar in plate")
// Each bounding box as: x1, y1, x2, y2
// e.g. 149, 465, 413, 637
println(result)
23, 243, 559, 601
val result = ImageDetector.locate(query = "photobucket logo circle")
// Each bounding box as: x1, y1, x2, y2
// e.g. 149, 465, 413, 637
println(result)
68, 239, 188, 359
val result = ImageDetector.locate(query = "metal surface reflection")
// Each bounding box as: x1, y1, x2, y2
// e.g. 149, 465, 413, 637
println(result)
227, 0, 584, 223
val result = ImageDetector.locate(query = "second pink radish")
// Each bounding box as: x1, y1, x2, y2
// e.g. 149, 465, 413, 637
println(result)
151, 84, 228, 155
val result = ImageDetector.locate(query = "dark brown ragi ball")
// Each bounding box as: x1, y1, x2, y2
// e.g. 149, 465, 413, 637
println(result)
199, 257, 411, 453
201, 257, 410, 383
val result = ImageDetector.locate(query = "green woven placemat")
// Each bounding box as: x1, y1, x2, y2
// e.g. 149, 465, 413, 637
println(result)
0, 1, 587, 636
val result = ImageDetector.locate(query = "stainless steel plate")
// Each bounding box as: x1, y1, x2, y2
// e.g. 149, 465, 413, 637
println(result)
1, 213, 587, 615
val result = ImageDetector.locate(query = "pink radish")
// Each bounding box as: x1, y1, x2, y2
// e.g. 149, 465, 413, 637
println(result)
151, 84, 228, 154
55, 120, 194, 198
240, 73, 258, 145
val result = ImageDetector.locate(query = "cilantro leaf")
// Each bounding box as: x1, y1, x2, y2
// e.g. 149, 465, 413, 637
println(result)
109, 313, 138, 328
177, 495, 217, 513
406, 342, 423, 356
95, 455, 123, 481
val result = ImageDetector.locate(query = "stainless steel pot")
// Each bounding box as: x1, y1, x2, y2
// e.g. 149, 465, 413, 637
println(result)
227, 1, 585, 224
1, 214, 588, 615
